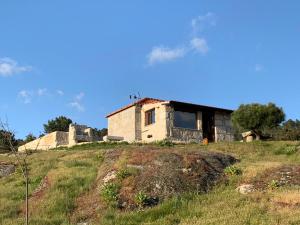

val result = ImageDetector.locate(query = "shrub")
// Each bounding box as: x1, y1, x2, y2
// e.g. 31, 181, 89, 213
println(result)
224, 165, 242, 176
156, 139, 174, 147
135, 191, 149, 207
101, 183, 120, 204
268, 180, 280, 189
116, 169, 131, 180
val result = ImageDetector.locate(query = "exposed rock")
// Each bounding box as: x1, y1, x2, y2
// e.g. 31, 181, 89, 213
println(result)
0, 163, 15, 178
236, 184, 255, 194
118, 149, 237, 209
102, 171, 116, 184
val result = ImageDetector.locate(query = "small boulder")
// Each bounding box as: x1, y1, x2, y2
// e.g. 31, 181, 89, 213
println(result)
0, 163, 15, 178
236, 184, 255, 194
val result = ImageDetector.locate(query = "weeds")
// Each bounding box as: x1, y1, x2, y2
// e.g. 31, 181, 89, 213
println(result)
268, 180, 280, 189
135, 191, 149, 207
224, 165, 243, 176
101, 183, 120, 205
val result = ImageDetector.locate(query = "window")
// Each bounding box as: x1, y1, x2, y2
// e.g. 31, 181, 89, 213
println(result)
145, 109, 155, 125
174, 111, 197, 129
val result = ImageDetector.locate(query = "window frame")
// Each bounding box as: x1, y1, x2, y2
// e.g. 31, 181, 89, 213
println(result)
145, 108, 155, 126
173, 110, 198, 130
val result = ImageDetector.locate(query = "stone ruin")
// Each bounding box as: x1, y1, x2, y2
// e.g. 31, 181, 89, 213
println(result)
18, 124, 100, 151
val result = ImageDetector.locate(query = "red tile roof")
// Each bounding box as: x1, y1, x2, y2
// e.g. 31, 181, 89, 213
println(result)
106, 98, 164, 118
106, 97, 234, 118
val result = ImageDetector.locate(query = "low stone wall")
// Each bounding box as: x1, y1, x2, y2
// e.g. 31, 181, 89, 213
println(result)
214, 112, 234, 142
56, 131, 69, 146
18, 131, 69, 152
170, 127, 203, 143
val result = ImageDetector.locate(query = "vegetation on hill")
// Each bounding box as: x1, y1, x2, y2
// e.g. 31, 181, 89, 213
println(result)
1, 141, 300, 225
43, 116, 73, 134
232, 103, 285, 140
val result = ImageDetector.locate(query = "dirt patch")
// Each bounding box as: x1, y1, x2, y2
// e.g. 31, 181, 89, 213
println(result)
252, 165, 300, 190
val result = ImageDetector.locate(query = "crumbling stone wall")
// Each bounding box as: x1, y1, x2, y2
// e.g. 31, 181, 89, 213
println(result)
214, 111, 234, 142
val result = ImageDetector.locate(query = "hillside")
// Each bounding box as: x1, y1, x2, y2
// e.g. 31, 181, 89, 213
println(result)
1, 141, 300, 225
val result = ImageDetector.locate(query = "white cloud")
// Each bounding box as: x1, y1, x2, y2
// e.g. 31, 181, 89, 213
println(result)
255, 64, 264, 72
147, 46, 186, 65
69, 102, 85, 112
191, 12, 217, 35
190, 37, 209, 54
146, 12, 216, 66
37, 88, 47, 96
0, 57, 32, 77
18, 90, 32, 104
75, 92, 85, 101
56, 90, 64, 96
69, 92, 85, 112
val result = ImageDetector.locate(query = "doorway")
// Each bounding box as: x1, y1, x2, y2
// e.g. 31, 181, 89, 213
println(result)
202, 110, 215, 142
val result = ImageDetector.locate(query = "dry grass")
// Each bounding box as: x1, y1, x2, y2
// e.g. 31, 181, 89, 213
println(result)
1, 141, 300, 225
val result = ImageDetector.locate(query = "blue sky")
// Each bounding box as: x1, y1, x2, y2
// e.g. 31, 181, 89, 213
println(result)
1, 1, 300, 138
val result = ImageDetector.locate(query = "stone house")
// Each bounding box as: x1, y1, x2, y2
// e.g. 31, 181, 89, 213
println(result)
18, 124, 99, 151
106, 97, 234, 143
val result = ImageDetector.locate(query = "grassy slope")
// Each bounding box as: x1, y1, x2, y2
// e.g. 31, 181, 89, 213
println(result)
1, 141, 300, 225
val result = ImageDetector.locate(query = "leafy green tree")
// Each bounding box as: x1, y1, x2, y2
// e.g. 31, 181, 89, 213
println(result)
43, 116, 73, 133
24, 133, 36, 143
232, 103, 285, 140
271, 119, 300, 140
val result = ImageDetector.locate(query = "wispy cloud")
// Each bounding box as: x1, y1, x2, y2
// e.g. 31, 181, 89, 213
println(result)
255, 64, 264, 72
146, 12, 216, 65
190, 37, 209, 54
18, 90, 33, 104
191, 12, 217, 35
147, 47, 186, 65
0, 57, 32, 77
37, 88, 47, 96
69, 92, 85, 112
56, 90, 64, 96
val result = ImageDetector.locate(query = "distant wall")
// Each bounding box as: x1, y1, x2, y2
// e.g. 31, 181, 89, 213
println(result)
18, 131, 69, 152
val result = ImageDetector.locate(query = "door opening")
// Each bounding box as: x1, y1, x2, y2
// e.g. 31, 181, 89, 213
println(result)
202, 110, 215, 142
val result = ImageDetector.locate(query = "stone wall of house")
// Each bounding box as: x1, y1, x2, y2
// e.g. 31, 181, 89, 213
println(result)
170, 127, 203, 143
167, 108, 203, 143
214, 111, 234, 142
107, 106, 137, 142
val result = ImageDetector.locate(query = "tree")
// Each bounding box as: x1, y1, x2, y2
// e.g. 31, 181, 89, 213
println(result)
94, 128, 108, 140
271, 119, 300, 141
0, 119, 40, 225
231, 103, 285, 140
0, 129, 18, 150
24, 133, 36, 143
44, 116, 72, 133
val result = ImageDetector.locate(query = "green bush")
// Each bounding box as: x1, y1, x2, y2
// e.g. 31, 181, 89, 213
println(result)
116, 169, 131, 180
156, 139, 174, 147
135, 191, 149, 207
101, 183, 120, 204
268, 180, 280, 189
224, 165, 242, 176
